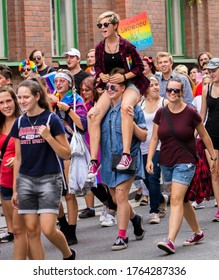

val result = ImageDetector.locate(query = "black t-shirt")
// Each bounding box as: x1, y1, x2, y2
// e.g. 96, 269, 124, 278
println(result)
11, 111, 65, 176
74, 70, 91, 93
39, 66, 56, 76
104, 51, 125, 74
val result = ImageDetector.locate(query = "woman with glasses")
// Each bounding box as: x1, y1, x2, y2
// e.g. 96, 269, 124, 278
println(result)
87, 11, 149, 179
146, 76, 216, 254
100, 67, 146, 250
18, 60, 38, 80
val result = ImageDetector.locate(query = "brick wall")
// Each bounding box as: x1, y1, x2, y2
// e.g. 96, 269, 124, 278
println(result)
4, 0, 219, 88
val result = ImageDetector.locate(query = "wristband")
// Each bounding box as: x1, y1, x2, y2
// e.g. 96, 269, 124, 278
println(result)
66, 107, 72, 114
123, 74, 127, 82
210, 157, 217, 161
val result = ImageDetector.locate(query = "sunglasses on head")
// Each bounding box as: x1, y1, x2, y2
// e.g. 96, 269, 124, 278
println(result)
143, 56, 152, 63
97, 22, 112, 29
166, 88, 181, 94
32, 55, 42, 61
22, 67, 31, 73
105, 84, 118, 91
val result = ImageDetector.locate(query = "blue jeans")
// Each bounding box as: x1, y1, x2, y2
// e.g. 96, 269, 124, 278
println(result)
143, 151, 163, 214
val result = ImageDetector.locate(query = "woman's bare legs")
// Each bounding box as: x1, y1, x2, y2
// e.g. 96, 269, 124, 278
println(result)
120, 88, 141, 154
167, 182, 188, 243
184, 201, 202, 233
117, 88, 141, 170
23, 214, 45, 260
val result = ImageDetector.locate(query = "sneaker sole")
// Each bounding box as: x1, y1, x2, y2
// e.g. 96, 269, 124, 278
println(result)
87, 165, 101, 179
149, 220, 160, 224
116, 165, 131, 170
183, 236, 204, 246
157, 243, 175, 254
111, 244, 128, 251
212, 217, 219, 222
101, 222, 116, 227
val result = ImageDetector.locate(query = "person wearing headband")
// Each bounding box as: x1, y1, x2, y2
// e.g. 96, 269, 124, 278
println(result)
54, 69, 87, 246
142, 56, 157, 78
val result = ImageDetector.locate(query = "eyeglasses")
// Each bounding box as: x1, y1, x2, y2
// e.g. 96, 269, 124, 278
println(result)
105, 84, 118, 91
32, 55, 42, 61
166, 88, 181, 94
22, 67, 31, 73
97, 22, 112, 29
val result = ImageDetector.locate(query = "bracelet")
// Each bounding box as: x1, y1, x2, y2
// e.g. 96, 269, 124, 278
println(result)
123, 74, 127, 82
66, 107, 72, 114
210, 157, 217, 161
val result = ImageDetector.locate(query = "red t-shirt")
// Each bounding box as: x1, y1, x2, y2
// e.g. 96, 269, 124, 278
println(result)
153, 106, 202, 166
0, 134, 15, 188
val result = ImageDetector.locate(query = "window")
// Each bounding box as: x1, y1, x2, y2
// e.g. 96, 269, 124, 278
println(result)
0, 0, 8, 58
51, 0, 78, 57
166, 0, 185, 56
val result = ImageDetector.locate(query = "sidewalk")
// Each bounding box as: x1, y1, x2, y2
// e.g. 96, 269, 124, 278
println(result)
0, 184, 137, 232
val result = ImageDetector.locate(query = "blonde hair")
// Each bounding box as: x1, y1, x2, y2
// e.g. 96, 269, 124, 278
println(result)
97, 11, 120, 25
174, 64, 188, 75
156, 52, 173, 64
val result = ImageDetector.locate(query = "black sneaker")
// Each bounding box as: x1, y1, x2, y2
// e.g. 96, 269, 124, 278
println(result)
0, 232, 14, 243
111, 237, 128, 251
63, 249, 77, 260
78, 208, 95, 219
133, 215, 145, 240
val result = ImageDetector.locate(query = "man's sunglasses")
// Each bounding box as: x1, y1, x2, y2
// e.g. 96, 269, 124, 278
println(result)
22, 67, 31, 73
97, 22, 112, 29
105, 84, 118, 91
166, 88, 181, 94
32, 55, 42, 61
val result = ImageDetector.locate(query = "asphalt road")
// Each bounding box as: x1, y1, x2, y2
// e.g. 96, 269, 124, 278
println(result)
0, 197, 219, 260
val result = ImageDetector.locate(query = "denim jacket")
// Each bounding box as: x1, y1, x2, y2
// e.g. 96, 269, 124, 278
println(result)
100, 100, 146, 188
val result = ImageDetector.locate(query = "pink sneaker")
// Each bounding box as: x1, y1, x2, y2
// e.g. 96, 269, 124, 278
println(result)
87, 161, 101, 179
116, 154, 132, 170
157, 238, 175, 254
183, 231, 204, 246
212, 209, 219, 222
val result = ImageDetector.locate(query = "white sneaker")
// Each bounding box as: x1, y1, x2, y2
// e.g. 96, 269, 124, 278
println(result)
192, 201, 205, 209
101, 214, 117, 227
99, 206, 108, 223
149, 213, 160, 224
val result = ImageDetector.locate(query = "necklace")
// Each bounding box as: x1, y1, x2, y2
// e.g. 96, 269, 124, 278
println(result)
27, 115, 40, 129
106, 39, 119, 59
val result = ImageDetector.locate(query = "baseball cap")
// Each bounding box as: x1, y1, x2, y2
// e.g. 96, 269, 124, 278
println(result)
62, 48, 81, 58
206, 58, 219, 69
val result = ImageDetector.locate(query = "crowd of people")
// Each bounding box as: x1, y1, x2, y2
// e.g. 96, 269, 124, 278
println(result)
0, 10, 219, 259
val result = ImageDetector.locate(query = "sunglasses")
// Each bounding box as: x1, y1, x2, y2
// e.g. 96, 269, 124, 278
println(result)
97, 22, 112, 29
22, 67, 31, 73
166, 88, 181, 94
81, 88, 91, 92
32, 55, 42, 61
105, 84, 118, 91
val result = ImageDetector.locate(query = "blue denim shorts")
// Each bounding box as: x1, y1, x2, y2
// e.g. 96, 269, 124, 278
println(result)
127, 81, 140, 95
17, 173, 62, 215
160, 164, 196, 187
0, 185, 13, 200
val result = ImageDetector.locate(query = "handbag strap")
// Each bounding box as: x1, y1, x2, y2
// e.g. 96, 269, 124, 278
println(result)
163, 106, 199, 162
46, 112, 68, 192
0, 132, 12, 161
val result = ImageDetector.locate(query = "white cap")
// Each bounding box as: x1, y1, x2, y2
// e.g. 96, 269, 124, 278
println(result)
62, 48, 81, 58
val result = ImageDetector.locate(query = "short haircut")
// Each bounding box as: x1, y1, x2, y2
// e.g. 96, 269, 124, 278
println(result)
0, 64, 12, 79
156, 52, 173, 64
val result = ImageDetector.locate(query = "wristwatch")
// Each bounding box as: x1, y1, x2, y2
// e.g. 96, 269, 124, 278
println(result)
210, 157, 217, 161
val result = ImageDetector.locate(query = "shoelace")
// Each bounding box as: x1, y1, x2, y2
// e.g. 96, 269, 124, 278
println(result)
119, 155, 129, 165
116, 237, 125, 244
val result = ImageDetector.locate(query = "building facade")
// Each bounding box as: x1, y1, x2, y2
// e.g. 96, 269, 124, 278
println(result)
0, 0, 218, 86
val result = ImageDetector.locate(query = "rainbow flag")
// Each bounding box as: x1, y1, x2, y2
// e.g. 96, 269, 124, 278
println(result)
118, 12, 154, 51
